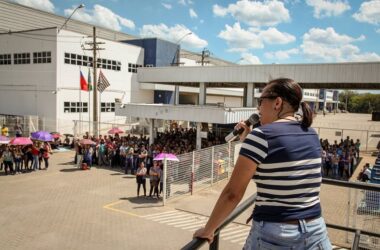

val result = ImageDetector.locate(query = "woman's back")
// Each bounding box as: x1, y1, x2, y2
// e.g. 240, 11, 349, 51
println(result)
240, 121, 322, 222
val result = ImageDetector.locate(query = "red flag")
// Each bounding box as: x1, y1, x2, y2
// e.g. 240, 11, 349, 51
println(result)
80, 70, 88, 91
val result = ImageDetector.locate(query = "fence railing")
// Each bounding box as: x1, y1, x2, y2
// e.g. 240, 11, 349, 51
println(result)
164, 141, 239, 202
182, 178, 380, 250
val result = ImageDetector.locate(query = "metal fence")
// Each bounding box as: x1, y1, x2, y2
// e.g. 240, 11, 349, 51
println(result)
315, 126, 380, 151
165, 141, 239, 201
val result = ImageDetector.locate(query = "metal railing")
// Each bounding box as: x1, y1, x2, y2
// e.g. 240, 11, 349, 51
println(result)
182, 178, 380, 250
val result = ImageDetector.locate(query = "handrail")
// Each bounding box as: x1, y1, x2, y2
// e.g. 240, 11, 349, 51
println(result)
181, 178, 380, 250
181, 194, 257, 250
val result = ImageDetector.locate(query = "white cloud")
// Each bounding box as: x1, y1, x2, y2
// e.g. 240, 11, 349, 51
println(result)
353, 0, 380, 25
218, 23, 295, 52
377, 29, 380, 34
64, 4, 135, 31
239, 52, 262, 64
139, 24, 207, 49
178, 0, 193, 6
301, 27, 379, 62
162, 3, 172, 9
189, 8, 198, 18
258, 27, 296, 44
265, 48, 299, 60
303, 27, 364, 45
306, 0, 351, 18
218, 23, 263, 52
11, 0, 54, 13
212, 0, 290, 27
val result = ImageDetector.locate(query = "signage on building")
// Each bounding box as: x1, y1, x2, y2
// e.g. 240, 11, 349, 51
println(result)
319, 89, 325, 100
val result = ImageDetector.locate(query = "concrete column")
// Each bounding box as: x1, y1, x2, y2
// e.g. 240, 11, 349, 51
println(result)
196, 122, 202, 150
246, 82, 255, 107
174, 86, 179, 105
199, 82, 206, 105
149, 119, 155, 145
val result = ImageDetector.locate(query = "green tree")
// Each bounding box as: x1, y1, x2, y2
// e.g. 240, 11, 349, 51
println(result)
339, 91, 380, 113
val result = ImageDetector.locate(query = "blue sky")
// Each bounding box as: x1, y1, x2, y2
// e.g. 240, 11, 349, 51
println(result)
10, 0, 380, 65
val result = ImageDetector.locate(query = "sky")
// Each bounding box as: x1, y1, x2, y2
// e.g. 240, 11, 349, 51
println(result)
8, 0, 380, 65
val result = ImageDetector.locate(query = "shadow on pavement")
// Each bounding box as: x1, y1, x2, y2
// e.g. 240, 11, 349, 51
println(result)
60, 168, 83, 172
120, 196, 162, 205
59, 162, 75, 165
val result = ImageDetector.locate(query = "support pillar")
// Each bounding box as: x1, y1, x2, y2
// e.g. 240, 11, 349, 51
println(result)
149, 119, 155, 145
196, 122, 202, 150
246, 82, 255, 107
199, 82, 206, 105
174, 86, 179, 105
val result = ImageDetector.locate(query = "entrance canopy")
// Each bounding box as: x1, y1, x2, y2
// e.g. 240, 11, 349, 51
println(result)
137, 62, 380, 89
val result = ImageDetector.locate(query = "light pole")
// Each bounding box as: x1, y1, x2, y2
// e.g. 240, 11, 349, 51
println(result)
58, 4, 85, 33
173, 32, 192, 105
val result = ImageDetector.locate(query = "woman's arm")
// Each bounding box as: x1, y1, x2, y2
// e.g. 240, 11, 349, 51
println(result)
193, 155, 257, 243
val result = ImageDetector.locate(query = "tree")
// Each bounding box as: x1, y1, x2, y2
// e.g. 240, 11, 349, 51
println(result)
339, 91, 380, 113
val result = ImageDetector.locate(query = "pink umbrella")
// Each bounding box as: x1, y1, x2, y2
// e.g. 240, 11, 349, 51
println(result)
51, 133, 61, 139
154, 153, 179, 162
79, 139, 96, 145
9, 137, 33, 145
0, 136, 10, 144
108, 127, 124, 134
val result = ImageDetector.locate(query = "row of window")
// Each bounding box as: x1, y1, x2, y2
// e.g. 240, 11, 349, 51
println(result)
0, 51, 51, 65
63, 102, 115, 113
64, 53, 121, 71
128, 63, 142, 73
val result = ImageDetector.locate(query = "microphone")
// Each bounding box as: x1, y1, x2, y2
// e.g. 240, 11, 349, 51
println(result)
225, 113, 260, 142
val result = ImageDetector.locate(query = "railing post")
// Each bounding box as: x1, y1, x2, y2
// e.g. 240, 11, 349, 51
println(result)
366, 130, 369, 152
163, 158, 167, 206
346, 188, 351, 243
352, 229, 361, 250
211, 147, 214, 186
210, 234, 219, 250
192, 151, 195, 195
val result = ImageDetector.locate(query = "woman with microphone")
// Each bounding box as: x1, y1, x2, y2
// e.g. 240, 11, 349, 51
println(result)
194, 78, 331, 249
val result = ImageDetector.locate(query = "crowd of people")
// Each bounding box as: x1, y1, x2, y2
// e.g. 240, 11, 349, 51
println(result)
320, 136, 361, 180
0, 142, 52, 175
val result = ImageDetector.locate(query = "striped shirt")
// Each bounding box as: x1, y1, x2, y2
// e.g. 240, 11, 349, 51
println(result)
240, 121, 322, 222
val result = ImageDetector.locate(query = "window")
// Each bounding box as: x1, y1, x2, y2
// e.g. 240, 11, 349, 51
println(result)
101, 102, 115, 112
0, 54, 11, 65
63, 102, 88, 113
14, 53, 30, 64
64, 52, 120, 71
128, 63, 142, 73
33, 51, 51, 64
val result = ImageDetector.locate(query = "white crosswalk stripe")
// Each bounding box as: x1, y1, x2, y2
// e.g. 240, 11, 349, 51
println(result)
142, 209, 251, 246
141, 210, 350, 248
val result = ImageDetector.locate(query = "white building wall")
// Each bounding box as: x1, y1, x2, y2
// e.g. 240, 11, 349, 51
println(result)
0, 28, 57, 124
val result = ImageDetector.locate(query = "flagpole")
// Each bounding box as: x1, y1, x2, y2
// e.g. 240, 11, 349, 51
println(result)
88, 68, 91, 136
79, 81, 82, 136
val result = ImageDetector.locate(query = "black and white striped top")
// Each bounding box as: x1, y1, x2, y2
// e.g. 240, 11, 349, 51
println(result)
240, 121, 322, 222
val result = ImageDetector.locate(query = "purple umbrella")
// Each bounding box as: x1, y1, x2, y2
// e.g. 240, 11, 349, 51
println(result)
0, 135, 10, 144
153, 153, 179, 162
31, 131, 53, 142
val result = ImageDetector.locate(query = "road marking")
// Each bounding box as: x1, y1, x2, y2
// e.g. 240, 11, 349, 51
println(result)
103, 200, 139, 217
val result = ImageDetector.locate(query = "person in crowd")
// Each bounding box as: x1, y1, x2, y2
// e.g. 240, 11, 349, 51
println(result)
3, 145, 14, 175
14, 146, 23, 173
1, 124, 9, 137
97, 140, 107, 166
136, 161, 147, 197
83, 144, 93, 169
357, 163, 371, 182
42, 142, 52, 169
194, 78, 331, 249
149, 161, 160, 198
31, 143, 40, 171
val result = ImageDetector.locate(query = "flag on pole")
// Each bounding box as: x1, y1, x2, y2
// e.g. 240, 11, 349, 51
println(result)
80, 70, 88, 91
97, 70, 110, 93
87, 69, 92, 91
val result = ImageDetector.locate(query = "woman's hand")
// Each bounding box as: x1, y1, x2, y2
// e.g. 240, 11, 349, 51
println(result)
193, 227, 215, 244
235, 120, 251, 142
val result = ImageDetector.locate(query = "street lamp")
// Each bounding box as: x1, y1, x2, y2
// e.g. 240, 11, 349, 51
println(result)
58, 4, 85, 33
175, 32, 192, 66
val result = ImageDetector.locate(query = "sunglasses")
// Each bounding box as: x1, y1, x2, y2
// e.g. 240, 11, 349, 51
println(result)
258, 95, 278, 106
